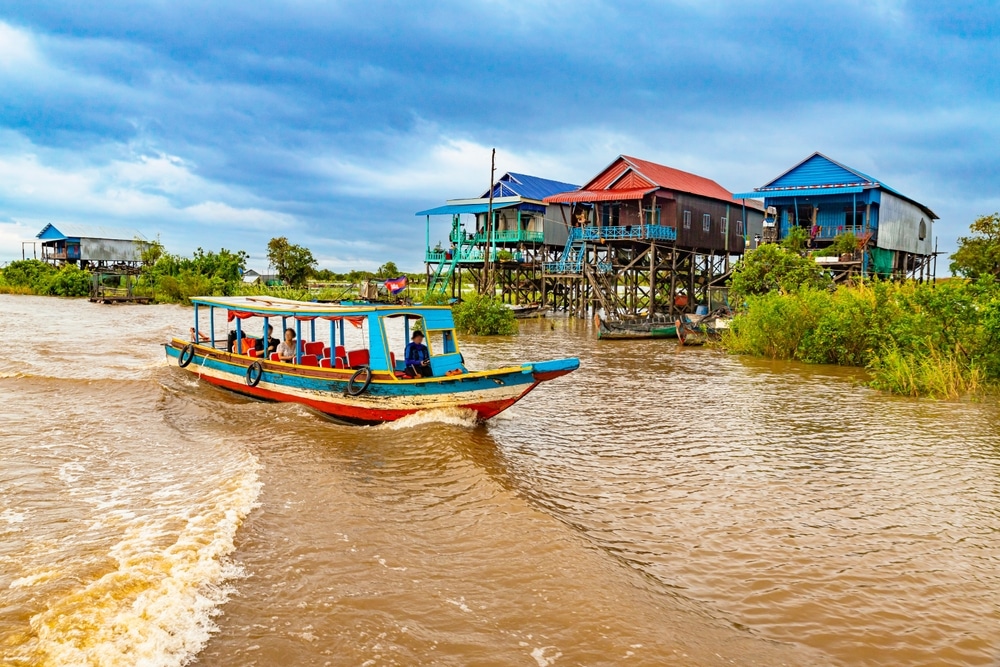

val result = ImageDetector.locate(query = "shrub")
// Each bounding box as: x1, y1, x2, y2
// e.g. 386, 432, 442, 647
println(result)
452, 294, 518, 336
728, 244, 831, 304
45, 264, 93, 297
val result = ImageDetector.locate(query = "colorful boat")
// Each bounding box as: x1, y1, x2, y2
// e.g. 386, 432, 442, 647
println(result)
164, 296, 578, 424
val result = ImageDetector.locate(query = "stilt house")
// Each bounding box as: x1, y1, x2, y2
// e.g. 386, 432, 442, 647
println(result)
733, 153, 938, 278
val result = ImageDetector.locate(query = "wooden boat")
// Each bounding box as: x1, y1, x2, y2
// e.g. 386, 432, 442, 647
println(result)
675, 311, 731, 346
164, 296, 578, 425
506, 302, 545, 319
596, 315, 679, 340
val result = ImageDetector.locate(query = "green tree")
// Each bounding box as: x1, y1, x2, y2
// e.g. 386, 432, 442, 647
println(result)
951, 213, 1000, 280
728, 243, 831, 304
267, 237, 316, 287
377, 261, 400, 278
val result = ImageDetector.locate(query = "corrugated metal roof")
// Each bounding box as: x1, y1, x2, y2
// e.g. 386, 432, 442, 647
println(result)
479, 172, 581, 201
732, 186, 865, 199
415, 202, 521, 216
543, 188, 656, 203
754, 152, 937, 219
570, 155, 740, 206
36, 222, 148, 241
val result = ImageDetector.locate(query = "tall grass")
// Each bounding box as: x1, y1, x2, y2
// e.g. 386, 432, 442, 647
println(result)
724, 279, 1000, 398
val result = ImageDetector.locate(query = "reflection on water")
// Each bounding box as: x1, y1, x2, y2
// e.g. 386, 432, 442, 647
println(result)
2, 295, 1000, 666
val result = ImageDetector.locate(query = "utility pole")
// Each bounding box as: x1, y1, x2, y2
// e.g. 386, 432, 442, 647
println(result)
483, 148, 497, 295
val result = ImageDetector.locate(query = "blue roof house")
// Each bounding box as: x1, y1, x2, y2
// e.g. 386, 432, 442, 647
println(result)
416, 172, 581, 294
734, 153, 938, 277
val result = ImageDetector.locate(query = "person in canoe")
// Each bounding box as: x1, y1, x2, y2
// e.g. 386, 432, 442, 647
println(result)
405, 330, 432, 377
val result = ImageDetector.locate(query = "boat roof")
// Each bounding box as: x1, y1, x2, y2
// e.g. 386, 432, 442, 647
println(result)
190, 295, 450, 318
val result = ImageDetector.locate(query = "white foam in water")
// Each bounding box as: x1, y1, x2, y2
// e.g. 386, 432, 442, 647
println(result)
377, 407, 480, 431
12, 452, 262, 667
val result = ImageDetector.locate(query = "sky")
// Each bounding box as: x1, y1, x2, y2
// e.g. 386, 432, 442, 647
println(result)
0, 0, 997, 273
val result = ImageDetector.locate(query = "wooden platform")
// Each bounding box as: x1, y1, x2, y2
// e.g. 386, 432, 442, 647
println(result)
89, 296, 153, 304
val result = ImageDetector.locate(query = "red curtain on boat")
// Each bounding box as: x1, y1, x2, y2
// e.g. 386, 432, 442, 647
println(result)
226, 310, 256, 321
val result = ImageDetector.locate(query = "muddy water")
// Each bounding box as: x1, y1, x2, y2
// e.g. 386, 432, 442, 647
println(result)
2, 294, 999, 666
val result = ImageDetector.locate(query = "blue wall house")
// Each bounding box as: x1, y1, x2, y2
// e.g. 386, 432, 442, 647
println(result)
37, 223, 150, 269
733, 153, 938, 278
417, 172, 580, 295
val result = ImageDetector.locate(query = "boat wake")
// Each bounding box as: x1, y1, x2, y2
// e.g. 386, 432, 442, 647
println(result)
377, 407, 481, 431
6, 452, 262, 667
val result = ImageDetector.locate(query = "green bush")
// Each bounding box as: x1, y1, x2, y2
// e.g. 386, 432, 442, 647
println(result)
728, 244, 831, 304
2, 259, 56, 288
452, 294, 518, 336
44, 264, 93, 297
724, 279, 1000, 398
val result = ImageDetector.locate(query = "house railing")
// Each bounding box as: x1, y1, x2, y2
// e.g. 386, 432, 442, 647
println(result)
449, 229, 545, 245
578, 225, 677, 242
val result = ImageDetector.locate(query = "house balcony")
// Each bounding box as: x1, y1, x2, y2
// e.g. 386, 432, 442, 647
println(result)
449, 229, 545, 245
579, 225, 677, 242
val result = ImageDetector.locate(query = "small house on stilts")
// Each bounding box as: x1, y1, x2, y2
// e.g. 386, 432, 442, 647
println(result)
733, 152, 939, 281
542, 155, 763, 319
418, 172, 580, 303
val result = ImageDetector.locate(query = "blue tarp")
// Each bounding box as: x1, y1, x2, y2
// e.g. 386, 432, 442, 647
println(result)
731, 186, 865, 200
415, 202, 521, 216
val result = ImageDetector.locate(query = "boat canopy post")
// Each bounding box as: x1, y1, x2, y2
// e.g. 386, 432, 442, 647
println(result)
281, 317, 287, 338
209, 306, 215, 349
404, 315, 410, 342
339, 319, 345, 347
235, 316, 243, 354
295, 319, 302, 364
193, 303, 200, 343
329, 319, 335, 352
263, 317, 270, 355
310, 319, 316, 342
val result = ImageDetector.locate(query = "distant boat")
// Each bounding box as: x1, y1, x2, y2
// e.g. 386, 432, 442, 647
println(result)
165, 296, 578, 425
505, 302, 545, 319
596, 315, 680, 340
676, 311, 730, 346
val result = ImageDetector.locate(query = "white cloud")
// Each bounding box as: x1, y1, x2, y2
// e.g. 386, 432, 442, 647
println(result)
0, 22, 41, 73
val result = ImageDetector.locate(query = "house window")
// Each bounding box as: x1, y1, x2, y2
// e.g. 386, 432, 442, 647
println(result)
737, 219, 745, 235
702, 213, 711, 233
645, 207, 661, 225
720, 216, 728, 235
919, 218, 927, 241
683, 210, 691, 229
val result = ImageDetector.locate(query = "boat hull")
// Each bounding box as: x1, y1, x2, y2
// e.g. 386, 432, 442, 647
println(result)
165, 342, 575, 425
597, 316, 678, 340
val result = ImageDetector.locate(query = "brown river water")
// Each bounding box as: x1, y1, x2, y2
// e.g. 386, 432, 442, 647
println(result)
1, 294, 999, 666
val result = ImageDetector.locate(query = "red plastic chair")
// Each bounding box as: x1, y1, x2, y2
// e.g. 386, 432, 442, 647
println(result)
247, 348, 258, 358
270, 353, 280, 362
304, 341, 324, 356
334, 357, 345, 369
347, 349, 370, 368
300, 354, 319, 367
320, 357, 331, 368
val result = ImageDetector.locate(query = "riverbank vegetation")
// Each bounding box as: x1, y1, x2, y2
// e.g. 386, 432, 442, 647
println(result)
724, 214, 1000, 398
0, 259, 92, 296
452, 294, 518, 335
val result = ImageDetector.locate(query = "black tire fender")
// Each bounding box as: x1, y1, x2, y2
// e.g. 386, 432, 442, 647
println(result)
178, 343, 195, 368
345, 366, 373, 396
246, 361, 263, 387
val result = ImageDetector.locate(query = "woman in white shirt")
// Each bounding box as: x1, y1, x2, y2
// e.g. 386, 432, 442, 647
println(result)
276, 328, 297, 362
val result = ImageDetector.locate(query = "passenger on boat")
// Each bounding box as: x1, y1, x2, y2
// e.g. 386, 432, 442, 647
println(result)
404, 330, 432, 377
276, 329, 297, 362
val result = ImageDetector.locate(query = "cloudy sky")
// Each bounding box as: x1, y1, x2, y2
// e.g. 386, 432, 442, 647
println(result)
0, 0, 996, 272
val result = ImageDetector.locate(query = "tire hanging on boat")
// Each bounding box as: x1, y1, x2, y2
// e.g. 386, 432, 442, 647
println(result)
245, 361, 263, 387
345, 366, 372, 396
178, 343, 195, 368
